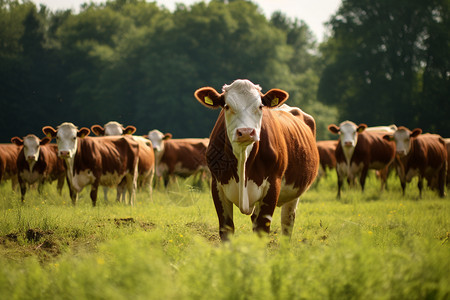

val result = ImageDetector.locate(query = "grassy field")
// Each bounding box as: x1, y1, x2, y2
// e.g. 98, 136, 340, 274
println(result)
0, 173, 449, 300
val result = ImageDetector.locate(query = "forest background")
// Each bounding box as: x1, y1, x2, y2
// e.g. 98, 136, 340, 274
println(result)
0, 0, 448, 141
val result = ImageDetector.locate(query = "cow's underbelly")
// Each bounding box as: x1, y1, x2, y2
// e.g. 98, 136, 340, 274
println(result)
156, 163, 169, 177
337, 161, 363, 179
99, 171, 125, 187
278, 181, 302, 206
221, 177, 270, 209
72, 170, 95, 192
369, 161, 388, 170
20, 170, 41, 184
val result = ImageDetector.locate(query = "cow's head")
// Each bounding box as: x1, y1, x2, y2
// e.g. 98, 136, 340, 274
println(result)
91, 121, 136, 136
11, 134, 50, 163
146, 129, 172, 153
328, 121, 367, 148
383, 126, 422, 157
42, 122, 90, 159
195, 79, 288, 151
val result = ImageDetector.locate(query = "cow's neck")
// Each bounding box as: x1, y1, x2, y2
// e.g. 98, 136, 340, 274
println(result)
342, 145, 354, 166
233, 143, 255, 215
27, 160, 36, 172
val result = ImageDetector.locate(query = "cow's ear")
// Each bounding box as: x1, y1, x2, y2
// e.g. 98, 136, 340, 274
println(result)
328, 124, 340, 134
123, 126, 136, 135
357, 124, 367, 133
40, 137, 51, 145
194, 87, 224, 108
163, 133, 172, 140
411, 128, 422, 138
42, 126, 57, 139
78, 127, 90, 138
11, 137, 23, 146
261, 89, 289, 108
90, 125, 105, 136
383, 134, 394, 142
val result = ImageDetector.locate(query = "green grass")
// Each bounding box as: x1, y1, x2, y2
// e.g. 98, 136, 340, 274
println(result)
0, 173, 449, 300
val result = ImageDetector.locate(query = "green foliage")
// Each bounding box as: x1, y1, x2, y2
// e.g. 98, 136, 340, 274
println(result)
0, 0, 331, 141
0, 175, 449, 299
319, 0, 449, 136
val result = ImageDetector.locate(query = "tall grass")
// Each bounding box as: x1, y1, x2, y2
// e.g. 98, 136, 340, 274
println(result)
0, 173, 448, 299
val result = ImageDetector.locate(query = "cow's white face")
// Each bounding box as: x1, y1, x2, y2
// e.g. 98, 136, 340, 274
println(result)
392, 129, 412, 157
104, 122, 123, 136
148, 130, 165, 152
339, 121, 359, 148
56, 124, 79, 159
23, 135, 41, 162
223, 80, 263, 148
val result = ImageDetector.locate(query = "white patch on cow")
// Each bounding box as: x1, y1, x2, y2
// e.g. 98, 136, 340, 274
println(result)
339, 121, 358, 164
220, 176, 270, 215
23, 136, 40, 165
278, 181, 301, 206
72, 169, 95, 192
392, 129, 411, 156
222, 80, 263, 149
56, 123, 78, 159
104, 121, 123, 136
405, 168, 420, 182
155, 162, 168, 177
148, 129, 165, 152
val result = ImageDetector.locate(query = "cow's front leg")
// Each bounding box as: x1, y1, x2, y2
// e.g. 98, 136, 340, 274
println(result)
280, 198, 299, 238
252, 181, 279, 235
90, 183, 99, 207
212, 180, 234, 241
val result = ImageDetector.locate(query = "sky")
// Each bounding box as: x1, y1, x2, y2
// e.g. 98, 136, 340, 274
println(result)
32, 0, 342, 42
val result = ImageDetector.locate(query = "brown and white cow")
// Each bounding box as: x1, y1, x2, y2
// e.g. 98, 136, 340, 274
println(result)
383, 127, 447, 198
194, 79, 319, 240
42, 123, 140, 206
0, 144, 20, 190
328, 121, 396, 198
316, 140, 338, 181
146, 129, 209, 188
11, 135, 65, 201
91, 121, 155, 200
445, 138, 450, 187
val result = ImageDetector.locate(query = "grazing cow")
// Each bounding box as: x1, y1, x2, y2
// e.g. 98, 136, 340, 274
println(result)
146, 129, 209, 187
316, 140, 338, 181
11, 135, 65, 201
91, 122, 155, 200
194, 79, 319, 240
383, 127, 447, 197
328, 121, 396, 198
42, 123, 139, 206
0, 144, 20, 190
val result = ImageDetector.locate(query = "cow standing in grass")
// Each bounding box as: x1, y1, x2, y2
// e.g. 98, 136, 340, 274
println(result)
43, 123, 140, 206
328, 121, 396, 198
194, 79, 319, 240
383, 127, 447, 198
11, 134, 65, 201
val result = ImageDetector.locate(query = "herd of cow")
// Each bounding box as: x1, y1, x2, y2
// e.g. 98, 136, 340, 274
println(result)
0, 79, 448, 240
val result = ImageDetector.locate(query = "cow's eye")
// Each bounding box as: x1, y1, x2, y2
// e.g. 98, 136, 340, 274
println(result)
259, 105, 263, 110
73, 137, 76, 140
224, 104, 229, 111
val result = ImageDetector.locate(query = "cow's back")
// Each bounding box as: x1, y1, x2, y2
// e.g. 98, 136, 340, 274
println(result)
163, 138, 208, 174
409, 134, 447, 171
0, 144, 20, 180
350, 131, 395, 166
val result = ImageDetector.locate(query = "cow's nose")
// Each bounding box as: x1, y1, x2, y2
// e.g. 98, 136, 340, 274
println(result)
344, 141, 353, 147
236, 128, 257, 143
27, 156, 36, 161
59, 151, 70, 158
396, 150, 406, 157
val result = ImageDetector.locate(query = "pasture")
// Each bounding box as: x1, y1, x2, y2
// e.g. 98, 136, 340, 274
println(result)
0, 173, 449, 300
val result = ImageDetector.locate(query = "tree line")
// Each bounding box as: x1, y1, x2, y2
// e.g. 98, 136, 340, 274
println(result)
0, 0, 448, 143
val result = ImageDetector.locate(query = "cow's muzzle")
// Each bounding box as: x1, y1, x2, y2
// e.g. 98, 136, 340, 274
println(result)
235, 128, 258, 144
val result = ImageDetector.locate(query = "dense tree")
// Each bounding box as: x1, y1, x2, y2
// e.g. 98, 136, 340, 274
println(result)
319, 0, 449, 136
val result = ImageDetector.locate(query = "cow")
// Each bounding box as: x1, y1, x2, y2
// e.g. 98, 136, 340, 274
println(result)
91, 121, 155, 201
42, 123, 140, 206
0, 144, 20, 190
146, 129, 209, 188
11, 134, 65, 201
316, 140, 338, 182
383, 127, 447, 198
194, 79, 319, 241
328, 121, 396, 198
